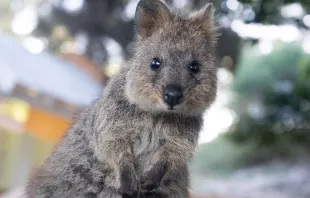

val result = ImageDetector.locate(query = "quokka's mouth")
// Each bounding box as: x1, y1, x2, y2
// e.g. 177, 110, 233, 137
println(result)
164, 95, 183, 111
167, 103, 183, 111
168, 105, 175, 110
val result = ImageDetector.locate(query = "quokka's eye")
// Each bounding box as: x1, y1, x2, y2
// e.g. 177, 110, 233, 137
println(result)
151, 58, 161, 71
188, 61, 200, 74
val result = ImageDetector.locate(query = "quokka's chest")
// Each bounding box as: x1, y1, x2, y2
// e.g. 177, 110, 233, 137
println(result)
130, 125, 167, 175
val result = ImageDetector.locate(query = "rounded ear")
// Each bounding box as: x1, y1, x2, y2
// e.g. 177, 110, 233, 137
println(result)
135, 0, 172, 38
189, 3, 215, 31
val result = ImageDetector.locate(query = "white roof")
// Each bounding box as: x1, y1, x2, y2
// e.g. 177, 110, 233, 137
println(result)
0, 33, 102, 106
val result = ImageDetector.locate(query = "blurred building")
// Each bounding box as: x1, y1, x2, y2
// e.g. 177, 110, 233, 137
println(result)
0, 33, 102, 192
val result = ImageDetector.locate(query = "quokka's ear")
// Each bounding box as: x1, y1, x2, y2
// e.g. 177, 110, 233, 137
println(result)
189, 3, 216, 32
135, 0, 172, 38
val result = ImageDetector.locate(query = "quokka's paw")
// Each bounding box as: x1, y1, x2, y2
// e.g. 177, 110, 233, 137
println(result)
122, 192, 140, 198
139, 191, 167, 198
119, 163, 138, 195
140, 161, 168, 191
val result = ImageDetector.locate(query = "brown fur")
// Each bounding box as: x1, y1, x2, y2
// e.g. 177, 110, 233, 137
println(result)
25, 0, 218, 197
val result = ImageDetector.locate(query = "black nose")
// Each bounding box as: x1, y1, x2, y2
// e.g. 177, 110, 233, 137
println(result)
163, 84, 183, 109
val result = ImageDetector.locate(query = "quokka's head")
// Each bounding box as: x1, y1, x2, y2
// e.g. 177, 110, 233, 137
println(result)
125, 0, 219, 116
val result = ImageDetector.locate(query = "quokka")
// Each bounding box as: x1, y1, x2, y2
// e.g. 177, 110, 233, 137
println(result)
25, 0, 219, 197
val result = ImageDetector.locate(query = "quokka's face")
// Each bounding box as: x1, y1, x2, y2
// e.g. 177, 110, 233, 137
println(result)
126, 0, 219, 116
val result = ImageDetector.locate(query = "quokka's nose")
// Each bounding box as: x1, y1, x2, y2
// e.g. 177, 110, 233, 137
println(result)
163, 84, 183, 109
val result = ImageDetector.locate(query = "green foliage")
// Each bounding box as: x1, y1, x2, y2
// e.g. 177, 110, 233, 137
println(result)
190, 134, 310, 175
226, 42, 310, 159
232, 43, 303, 94
190, 135, 257, 175
238, 0, 310, 24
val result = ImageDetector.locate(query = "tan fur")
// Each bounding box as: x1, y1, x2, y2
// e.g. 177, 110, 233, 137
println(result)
25, 0, 218, 197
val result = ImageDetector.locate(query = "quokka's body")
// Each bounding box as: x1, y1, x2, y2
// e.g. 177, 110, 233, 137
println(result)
25, 0, 219, 197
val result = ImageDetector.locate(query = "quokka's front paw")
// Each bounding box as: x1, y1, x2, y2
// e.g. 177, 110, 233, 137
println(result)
119, 163, 138, 195
141, 161, 168, 191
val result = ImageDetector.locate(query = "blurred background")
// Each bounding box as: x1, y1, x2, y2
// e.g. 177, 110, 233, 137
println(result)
0, 0, 310, 197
